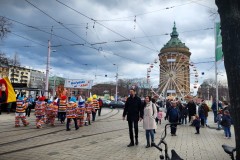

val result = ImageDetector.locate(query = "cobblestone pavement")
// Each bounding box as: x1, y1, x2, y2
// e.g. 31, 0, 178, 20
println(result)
0, 108, 235, 160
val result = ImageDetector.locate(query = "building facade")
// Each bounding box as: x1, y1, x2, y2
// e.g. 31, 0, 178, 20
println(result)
158, 22, 191, 98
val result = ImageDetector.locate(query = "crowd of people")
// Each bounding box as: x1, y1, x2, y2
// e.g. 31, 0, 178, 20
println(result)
14, 93, 103, 131
0, 84, 233, 147
122, 89, 233, 148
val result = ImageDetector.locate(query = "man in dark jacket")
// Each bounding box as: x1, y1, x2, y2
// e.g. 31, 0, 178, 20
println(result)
187, 100, 196, 124
166, 101, 180, 136
123, 89, 143, 147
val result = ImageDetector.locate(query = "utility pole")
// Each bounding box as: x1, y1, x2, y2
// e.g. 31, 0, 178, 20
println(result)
45, 27, 53, 97
114, 64, 118, 101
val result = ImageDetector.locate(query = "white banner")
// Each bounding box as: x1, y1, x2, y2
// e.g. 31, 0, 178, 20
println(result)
64, 79, 93, 89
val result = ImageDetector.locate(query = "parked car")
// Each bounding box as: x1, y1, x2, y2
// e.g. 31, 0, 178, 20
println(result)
102, 99, 111, 107
108, 101, 125, 109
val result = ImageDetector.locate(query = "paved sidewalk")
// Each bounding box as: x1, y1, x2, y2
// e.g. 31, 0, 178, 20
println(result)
0, 108, 235, 160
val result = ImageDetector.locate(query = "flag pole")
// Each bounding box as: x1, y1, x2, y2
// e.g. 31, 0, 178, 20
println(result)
214, 22, 219, 110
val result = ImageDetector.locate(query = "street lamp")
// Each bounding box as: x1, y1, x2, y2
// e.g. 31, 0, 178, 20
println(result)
113, 64, 118, 101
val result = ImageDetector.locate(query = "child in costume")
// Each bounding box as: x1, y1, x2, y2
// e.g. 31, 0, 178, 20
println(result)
66, 97, 79, 131
92, 94, 99, 121
45, 100, 58, 126
35, 96, 46, 128
76, 99, 85, 127
85, 97, 95, 126
15, 96, 29, 127
58, 95, 67, 124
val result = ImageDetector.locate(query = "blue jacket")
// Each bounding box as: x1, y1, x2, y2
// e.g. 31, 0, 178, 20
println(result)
221, 115, 232, 127
166, 107, 180, 123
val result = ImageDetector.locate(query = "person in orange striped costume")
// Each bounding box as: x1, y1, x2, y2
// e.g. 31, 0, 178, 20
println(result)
92, 94, 99, 122
35, 96, 46, 128
76, 99, 85, 127
58, 95, 67, 124
45, 100, 58, 126
15, 96, 29, 127
66, 97, 79, 131
85, 97, 95, 126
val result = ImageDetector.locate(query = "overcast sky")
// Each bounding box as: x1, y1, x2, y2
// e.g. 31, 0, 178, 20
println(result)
0, 0, 226, 90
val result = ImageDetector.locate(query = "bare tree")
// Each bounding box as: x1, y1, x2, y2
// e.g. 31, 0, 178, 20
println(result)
0, 16, 11, 40
0, 52, 9, 66
215, 0, 240, 158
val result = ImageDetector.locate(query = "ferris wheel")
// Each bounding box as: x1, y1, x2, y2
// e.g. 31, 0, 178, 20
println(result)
147, 52, 199, 99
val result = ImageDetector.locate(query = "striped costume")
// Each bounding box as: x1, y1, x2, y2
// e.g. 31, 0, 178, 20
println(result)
58, 97, 67, 124
15, 99, 29, 127
45, 102, 58, 126
92, 98, 99, 121
35, 100, 46, 128
76, 101, 85, 127
66, 101, 78, 131
85, 102, 95, 126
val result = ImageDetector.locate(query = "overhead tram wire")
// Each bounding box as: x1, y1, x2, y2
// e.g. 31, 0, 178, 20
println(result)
55, 0, 158, 53
25, 0, 151, 63
94, 0, 206, 21
5, 17, 82, 44
25, 0, 89, 45
10, 32, 46, 47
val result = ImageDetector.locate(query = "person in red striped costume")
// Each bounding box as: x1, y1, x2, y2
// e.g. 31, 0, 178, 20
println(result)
15, 96, 29, 127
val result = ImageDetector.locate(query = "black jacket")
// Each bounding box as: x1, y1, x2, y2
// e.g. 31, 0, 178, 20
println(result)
187, 102, 196, 116
123, 95, 143, 121
0, 91, 7, 103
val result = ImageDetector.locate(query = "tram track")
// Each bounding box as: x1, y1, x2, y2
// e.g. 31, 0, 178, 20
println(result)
0, 108, 119, 147
0, 126, 128, 156
0, 108, 114, 134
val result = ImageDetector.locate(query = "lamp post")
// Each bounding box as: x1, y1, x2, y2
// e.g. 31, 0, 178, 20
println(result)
113, 64, 118, 101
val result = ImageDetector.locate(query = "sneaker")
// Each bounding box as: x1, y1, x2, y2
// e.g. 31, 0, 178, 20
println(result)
75, 127, 79, 130
195, 132, 199, 134
66, 129, 71, 131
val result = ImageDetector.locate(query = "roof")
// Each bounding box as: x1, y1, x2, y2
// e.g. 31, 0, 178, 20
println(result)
161, 22, 189, 50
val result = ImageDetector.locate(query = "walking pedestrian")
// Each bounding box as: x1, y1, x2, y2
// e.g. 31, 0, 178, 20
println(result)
157, 109, 163, 125
192, 115, 200, 134
35, 96, 46, 129
166, 101, 180, 136
123, 89, 143, 147
216, 110, 223, 130
166, 100, 180, 136
98, 98, 103, 116
58, 95, 67, 124
92, 94, 99, 121
187, 100, 196, 125
181, 104, 188, 124
26, 95, 34, 117
66, 97, 79, 131
15, 96, 29, 127
143, 96, 157, 148
211, 100, 222, 123
0, 84, 7, 114
221, 110, 232, 139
